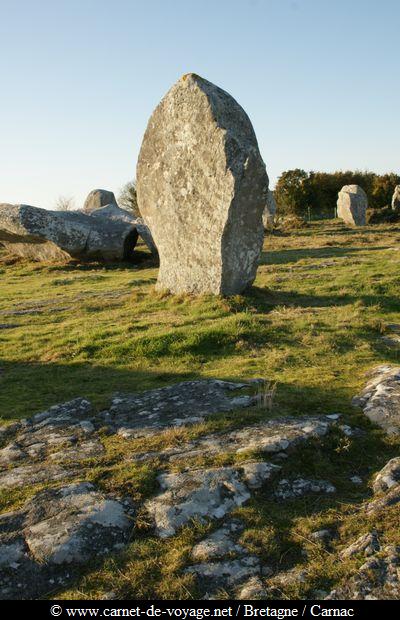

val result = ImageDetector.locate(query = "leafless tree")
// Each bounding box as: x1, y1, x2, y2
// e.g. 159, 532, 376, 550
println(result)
54, 195, 75, 211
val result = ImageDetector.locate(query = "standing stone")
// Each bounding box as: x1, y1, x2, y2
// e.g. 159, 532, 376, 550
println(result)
137, 73, 268, 295
337, 185, 367, 226
392, 185, 400, 210
83, 189, 117, 213
262, 190, 276, 229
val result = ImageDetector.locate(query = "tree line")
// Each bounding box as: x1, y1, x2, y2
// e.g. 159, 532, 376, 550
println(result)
274, 169, 400, 218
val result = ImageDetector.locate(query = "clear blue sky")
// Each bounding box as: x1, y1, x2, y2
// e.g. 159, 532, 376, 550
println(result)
1, 0, 399, 209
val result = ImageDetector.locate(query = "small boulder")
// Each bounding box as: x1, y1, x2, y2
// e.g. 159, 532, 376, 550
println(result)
340, 531, 380, 559
82, 189, 117, 213
373, 457, 400, 494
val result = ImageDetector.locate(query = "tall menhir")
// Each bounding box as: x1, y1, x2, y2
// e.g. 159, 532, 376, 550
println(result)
136, 73, 269, 295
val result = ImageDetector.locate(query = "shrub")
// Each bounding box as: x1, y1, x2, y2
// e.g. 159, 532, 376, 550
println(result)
278, 214, 308, 230
366, 206, 400, 224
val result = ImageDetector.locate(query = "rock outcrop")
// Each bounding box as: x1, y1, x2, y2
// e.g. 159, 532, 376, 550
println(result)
0, 379, 344, 599
3, 368, 399, 600
327, 452, 400, 600
392, 185, 400, 210
274, 477, 336, 500
353, 365, 400, 434
373, 457, 400, 494
137, 73, 269, 295
0, 203, 138, 262
82, 189, 117, 213
327, 544, 400, 600
337, 185, 367, 226
146, 462, 279, 538
0, 482, 134, 599
263, 190, 276, 229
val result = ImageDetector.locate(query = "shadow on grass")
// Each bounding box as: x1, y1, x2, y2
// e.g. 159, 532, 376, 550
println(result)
0, 362, 198, 421
0, 355, 388, 428
321, 224, 400, 236
246, 285, 400, 314
45, 250, 159, 273
259, 245, 389, 266
0, 353, 370, 422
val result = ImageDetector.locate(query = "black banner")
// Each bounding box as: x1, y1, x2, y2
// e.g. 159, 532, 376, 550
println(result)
0, 600, 399, 618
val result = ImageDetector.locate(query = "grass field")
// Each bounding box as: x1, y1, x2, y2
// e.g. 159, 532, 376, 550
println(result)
1, 220, 400, 599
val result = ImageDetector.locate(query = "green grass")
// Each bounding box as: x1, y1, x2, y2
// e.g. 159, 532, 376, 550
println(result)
1, 220, 400, 599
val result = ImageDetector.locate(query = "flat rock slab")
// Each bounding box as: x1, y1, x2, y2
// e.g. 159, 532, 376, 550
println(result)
274, 477, 336, 501
134, 414, 339, 465
146, 462, 280, 538
0, 462, 73, 489
191, 520, 245, 562
24, 483, 132, 564
0, 398, 102, 474
0, 482, 134, 599
101, 380, 257, 438
363, 455, 400, 514
365, 484, 400, 515
186, 556, 260, 588
353, 366, 400, 434
237, 576, 268, 600
0, 381, 261, 491
187, 519, 271, 596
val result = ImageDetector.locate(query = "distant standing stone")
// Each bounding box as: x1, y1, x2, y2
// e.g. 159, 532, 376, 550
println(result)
83, 189, 117, 213
392, 185, 400, 210
337, 185, 367, 226
263, 190, 276, 229
137, 73, 269, 295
